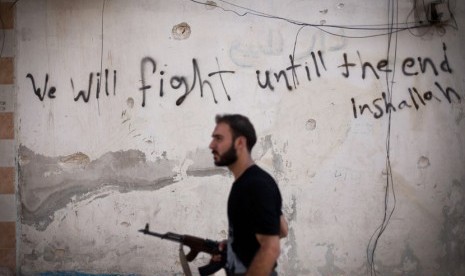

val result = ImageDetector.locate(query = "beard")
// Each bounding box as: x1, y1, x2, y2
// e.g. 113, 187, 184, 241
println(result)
213, 143, 238, 167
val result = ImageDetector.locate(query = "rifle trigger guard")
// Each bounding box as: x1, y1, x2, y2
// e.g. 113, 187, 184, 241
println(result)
185, 248, 199, 262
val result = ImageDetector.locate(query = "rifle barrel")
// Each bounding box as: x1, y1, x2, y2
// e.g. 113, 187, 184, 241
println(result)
139, 227, 183, 242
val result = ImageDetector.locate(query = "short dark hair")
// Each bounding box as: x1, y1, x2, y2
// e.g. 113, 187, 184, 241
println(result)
215, 114, 257, 152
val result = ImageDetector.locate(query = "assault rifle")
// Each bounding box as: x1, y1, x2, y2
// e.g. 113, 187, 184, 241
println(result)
138, 223, 226, 276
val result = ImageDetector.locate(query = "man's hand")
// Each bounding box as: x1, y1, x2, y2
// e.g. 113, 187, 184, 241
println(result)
211, 239, 227, 262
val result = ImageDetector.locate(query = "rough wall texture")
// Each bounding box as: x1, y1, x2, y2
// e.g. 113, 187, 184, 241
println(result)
14, 0, 465, 275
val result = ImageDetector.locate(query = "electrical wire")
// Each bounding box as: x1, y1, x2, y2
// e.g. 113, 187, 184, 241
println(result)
408, 0, 458, 36
99, 0, 106, 80
290, 26, 305, 89
97, 0, 106, 115
365, 0, 399, 275
407, 0, 432, 37
446, 0, 459, 30
189, 0, 434, 39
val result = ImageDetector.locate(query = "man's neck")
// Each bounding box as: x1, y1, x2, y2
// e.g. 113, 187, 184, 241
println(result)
229, 157, 254, 180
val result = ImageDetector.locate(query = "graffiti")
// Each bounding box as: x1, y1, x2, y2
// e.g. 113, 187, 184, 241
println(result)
26, 69, 117, 103
256, 51, 326, 91
25, 43, 461, 120
348, 43, 457, 119
402, 43, 452, 76
26, 73, 57, 101
338, 43, 452, 80
72, 69, 117, 103
254, 43, 452, 93
351, 82, 461, 119
338, 52, 384, 79
139, 57, 235, 107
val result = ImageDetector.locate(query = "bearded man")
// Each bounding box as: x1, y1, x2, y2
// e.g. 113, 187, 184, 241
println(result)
209, 114, 288, 276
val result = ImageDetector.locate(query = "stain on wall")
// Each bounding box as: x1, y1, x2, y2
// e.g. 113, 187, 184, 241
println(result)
19, 145, 226, 231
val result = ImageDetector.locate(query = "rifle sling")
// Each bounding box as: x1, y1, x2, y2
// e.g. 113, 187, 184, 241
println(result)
179, 243, 193, 276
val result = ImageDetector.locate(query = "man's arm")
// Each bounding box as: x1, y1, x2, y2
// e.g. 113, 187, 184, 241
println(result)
246, 234, 280, 276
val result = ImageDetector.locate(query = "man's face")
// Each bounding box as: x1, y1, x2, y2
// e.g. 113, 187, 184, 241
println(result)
209, 123, 238, 166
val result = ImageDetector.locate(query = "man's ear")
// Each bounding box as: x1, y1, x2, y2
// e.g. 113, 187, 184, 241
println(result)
235, 136, 247, 151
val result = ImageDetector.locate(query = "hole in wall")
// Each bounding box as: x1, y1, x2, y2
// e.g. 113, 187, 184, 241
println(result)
126, 97, 134, 109
306, 119, 317, 131
172, 22, 191, 40
417, 156, 430, 168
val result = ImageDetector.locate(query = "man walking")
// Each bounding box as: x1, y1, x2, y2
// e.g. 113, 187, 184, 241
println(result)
209, 114, 288, 276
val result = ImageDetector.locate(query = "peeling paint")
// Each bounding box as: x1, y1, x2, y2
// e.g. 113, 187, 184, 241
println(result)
59, 152, 90, 169
18, 146, 223, 230
374, 244, 422, 275
185, 148, 229, 177
436, 179, 465, 275
43, 245, 69, 262
396, 244, 421, 275
281, 195, 308, 275
316, 243, 345, 276
455, 106, 464, 125
257, 135, 285, 176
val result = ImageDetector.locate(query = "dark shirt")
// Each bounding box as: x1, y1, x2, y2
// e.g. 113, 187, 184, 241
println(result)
227, 165, 283, 269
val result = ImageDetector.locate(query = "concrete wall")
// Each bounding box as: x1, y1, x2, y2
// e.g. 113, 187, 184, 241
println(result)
12, 0, 465, 275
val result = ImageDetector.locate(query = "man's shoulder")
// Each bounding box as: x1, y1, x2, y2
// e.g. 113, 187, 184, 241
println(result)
243, 165, 278, 187
245, 165, 272, 178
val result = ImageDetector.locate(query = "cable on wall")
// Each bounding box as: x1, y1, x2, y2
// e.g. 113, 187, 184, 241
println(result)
189, 0, 436, 39
97, 0, 106, 115
366, 0, 398, 275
